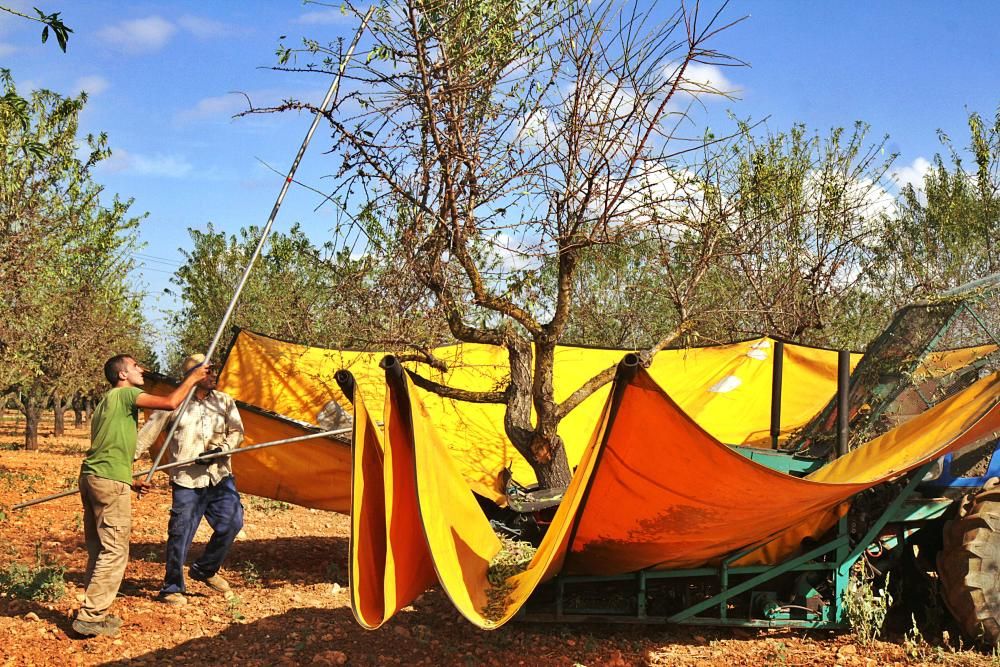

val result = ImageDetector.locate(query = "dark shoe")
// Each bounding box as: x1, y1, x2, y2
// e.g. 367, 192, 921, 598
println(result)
72, 617, 120, 637
105, 615, 124, 628
190, 571, 230, 593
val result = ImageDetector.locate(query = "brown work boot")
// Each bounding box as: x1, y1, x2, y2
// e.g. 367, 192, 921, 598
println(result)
190, 571, 230, 593
157, 592, 187, 607
72, 617, 120, 637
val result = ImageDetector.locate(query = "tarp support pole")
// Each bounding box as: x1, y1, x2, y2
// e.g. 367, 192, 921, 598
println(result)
770, 341, 784, 449
836, 350, 850, 458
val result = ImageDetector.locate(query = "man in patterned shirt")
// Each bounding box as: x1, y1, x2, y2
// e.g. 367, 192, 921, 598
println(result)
136, 353, 244, 606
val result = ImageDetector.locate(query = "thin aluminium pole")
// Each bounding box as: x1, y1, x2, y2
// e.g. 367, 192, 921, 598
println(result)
144, 8, 375, 484
14, 426, 352, 510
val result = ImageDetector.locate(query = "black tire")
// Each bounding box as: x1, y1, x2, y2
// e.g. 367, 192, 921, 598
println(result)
937, 491, 1000, 645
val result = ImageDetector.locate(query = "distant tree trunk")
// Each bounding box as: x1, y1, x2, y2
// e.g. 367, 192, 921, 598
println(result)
52, 390, 66, 436
85, 394, 94, 422
22, 395, 41, 451
72, 391, 85, 428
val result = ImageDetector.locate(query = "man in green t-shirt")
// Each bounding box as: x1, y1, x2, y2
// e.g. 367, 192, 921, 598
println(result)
72, 354, 208, 638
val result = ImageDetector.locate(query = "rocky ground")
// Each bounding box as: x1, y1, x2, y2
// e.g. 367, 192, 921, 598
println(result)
1, 415, 999, 666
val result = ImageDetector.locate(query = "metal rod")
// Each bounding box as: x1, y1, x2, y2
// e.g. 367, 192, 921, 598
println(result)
144, 8, 375, 483
14, 426, 351, 510
836, 350, 850, 458
770, 340, 784, 449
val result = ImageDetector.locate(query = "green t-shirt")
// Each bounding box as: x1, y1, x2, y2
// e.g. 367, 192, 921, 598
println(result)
81, 386, 143, 484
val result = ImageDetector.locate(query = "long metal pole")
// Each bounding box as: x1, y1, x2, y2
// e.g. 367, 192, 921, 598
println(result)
15, 426, 352, 510
144, 8, 375, 483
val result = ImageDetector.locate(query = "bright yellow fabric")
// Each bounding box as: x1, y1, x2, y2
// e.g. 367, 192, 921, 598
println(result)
349, 367, 613, 628
348, 363, 1000, 627
218, 331, 863, 497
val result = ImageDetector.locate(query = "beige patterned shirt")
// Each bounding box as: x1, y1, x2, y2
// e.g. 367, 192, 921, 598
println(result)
135, 390, 243, 489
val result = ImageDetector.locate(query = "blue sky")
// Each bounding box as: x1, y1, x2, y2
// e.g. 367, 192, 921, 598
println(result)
3, 1, 999, 352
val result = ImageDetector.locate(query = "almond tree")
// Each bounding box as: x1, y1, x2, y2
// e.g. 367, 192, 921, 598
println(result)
262, 0, 743, 489
0, 71, 148, 448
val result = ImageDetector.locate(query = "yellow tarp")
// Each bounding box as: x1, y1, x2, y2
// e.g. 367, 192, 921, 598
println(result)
218, 330, 864, 498
349, 362, 1000, 628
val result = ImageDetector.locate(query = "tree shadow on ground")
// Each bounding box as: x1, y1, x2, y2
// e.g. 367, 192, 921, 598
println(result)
127, 535, 351, 588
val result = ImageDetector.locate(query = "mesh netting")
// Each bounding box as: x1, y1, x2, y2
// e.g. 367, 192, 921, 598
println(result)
791, 274, 1000, 456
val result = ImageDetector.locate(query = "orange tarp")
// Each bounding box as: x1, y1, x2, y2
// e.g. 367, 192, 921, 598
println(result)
347, 361, 1000, 628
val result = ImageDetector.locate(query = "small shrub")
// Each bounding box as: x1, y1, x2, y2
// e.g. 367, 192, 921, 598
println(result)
247, 496, 290, 513
0, 545, 66, 602
227, 594, 245, 621
843, 562, 891, 647
237, 561, 262, 588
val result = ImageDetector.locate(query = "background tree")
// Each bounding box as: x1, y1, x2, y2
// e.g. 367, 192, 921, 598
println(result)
0, 71, 148, 448
166, 222, 446, 372
886, 107, 1000, 299
707, 121, 897, 349
260, 0, 744, 489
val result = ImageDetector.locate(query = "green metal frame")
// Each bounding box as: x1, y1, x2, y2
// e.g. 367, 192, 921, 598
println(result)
523, 462, 938, 628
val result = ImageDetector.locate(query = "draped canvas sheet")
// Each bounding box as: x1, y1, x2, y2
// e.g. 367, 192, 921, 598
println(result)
350, 368, 609, 629
142, 374, 351, 513
348, 363, 1000, 628
219, 331, 867, 499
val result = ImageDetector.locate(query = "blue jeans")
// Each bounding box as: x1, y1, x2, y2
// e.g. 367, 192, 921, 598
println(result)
160, 475, 244, 595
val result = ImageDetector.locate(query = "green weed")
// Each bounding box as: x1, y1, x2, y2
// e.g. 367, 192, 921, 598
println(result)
843, 562, 892, 647
247, 496, 290, 513
227, 594, 245, 621
237, 560, 262, 588
0, 544, 66, 602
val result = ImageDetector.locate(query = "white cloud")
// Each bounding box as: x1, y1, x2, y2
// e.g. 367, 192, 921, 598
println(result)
177, 15, 234, 38
892, 157, 931, 192
97, 16, 176, 54
491, 232, 537, 273
98, 147, 193, 178
72, 75, 109, 96
295, 9, 350, 25
673, 62, 740, 99
176, 93, 246, 122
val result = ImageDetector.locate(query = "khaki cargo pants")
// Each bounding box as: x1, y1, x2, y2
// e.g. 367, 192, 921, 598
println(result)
77, 474, 132, 622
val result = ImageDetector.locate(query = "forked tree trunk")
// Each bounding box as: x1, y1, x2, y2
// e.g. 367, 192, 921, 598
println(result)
52, 390, 66, 437
85, 395, 94, 422
504, 338, 574, 491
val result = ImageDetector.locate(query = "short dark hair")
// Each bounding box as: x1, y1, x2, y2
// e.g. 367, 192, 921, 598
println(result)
104, 355, 133, 386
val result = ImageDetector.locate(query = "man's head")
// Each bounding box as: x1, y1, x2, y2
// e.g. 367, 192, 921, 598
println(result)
182, 353, 217, 391
104, 355, 144, 387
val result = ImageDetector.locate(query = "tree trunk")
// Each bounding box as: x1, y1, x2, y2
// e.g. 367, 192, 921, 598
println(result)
53, 390, 66, 437
72, 391, 85, 428
85, 394, 94, 422
22, 396, 41, 451
531, 435, 573, 490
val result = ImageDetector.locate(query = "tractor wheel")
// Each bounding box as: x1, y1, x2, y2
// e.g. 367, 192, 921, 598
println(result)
937, 489, 1000, 645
